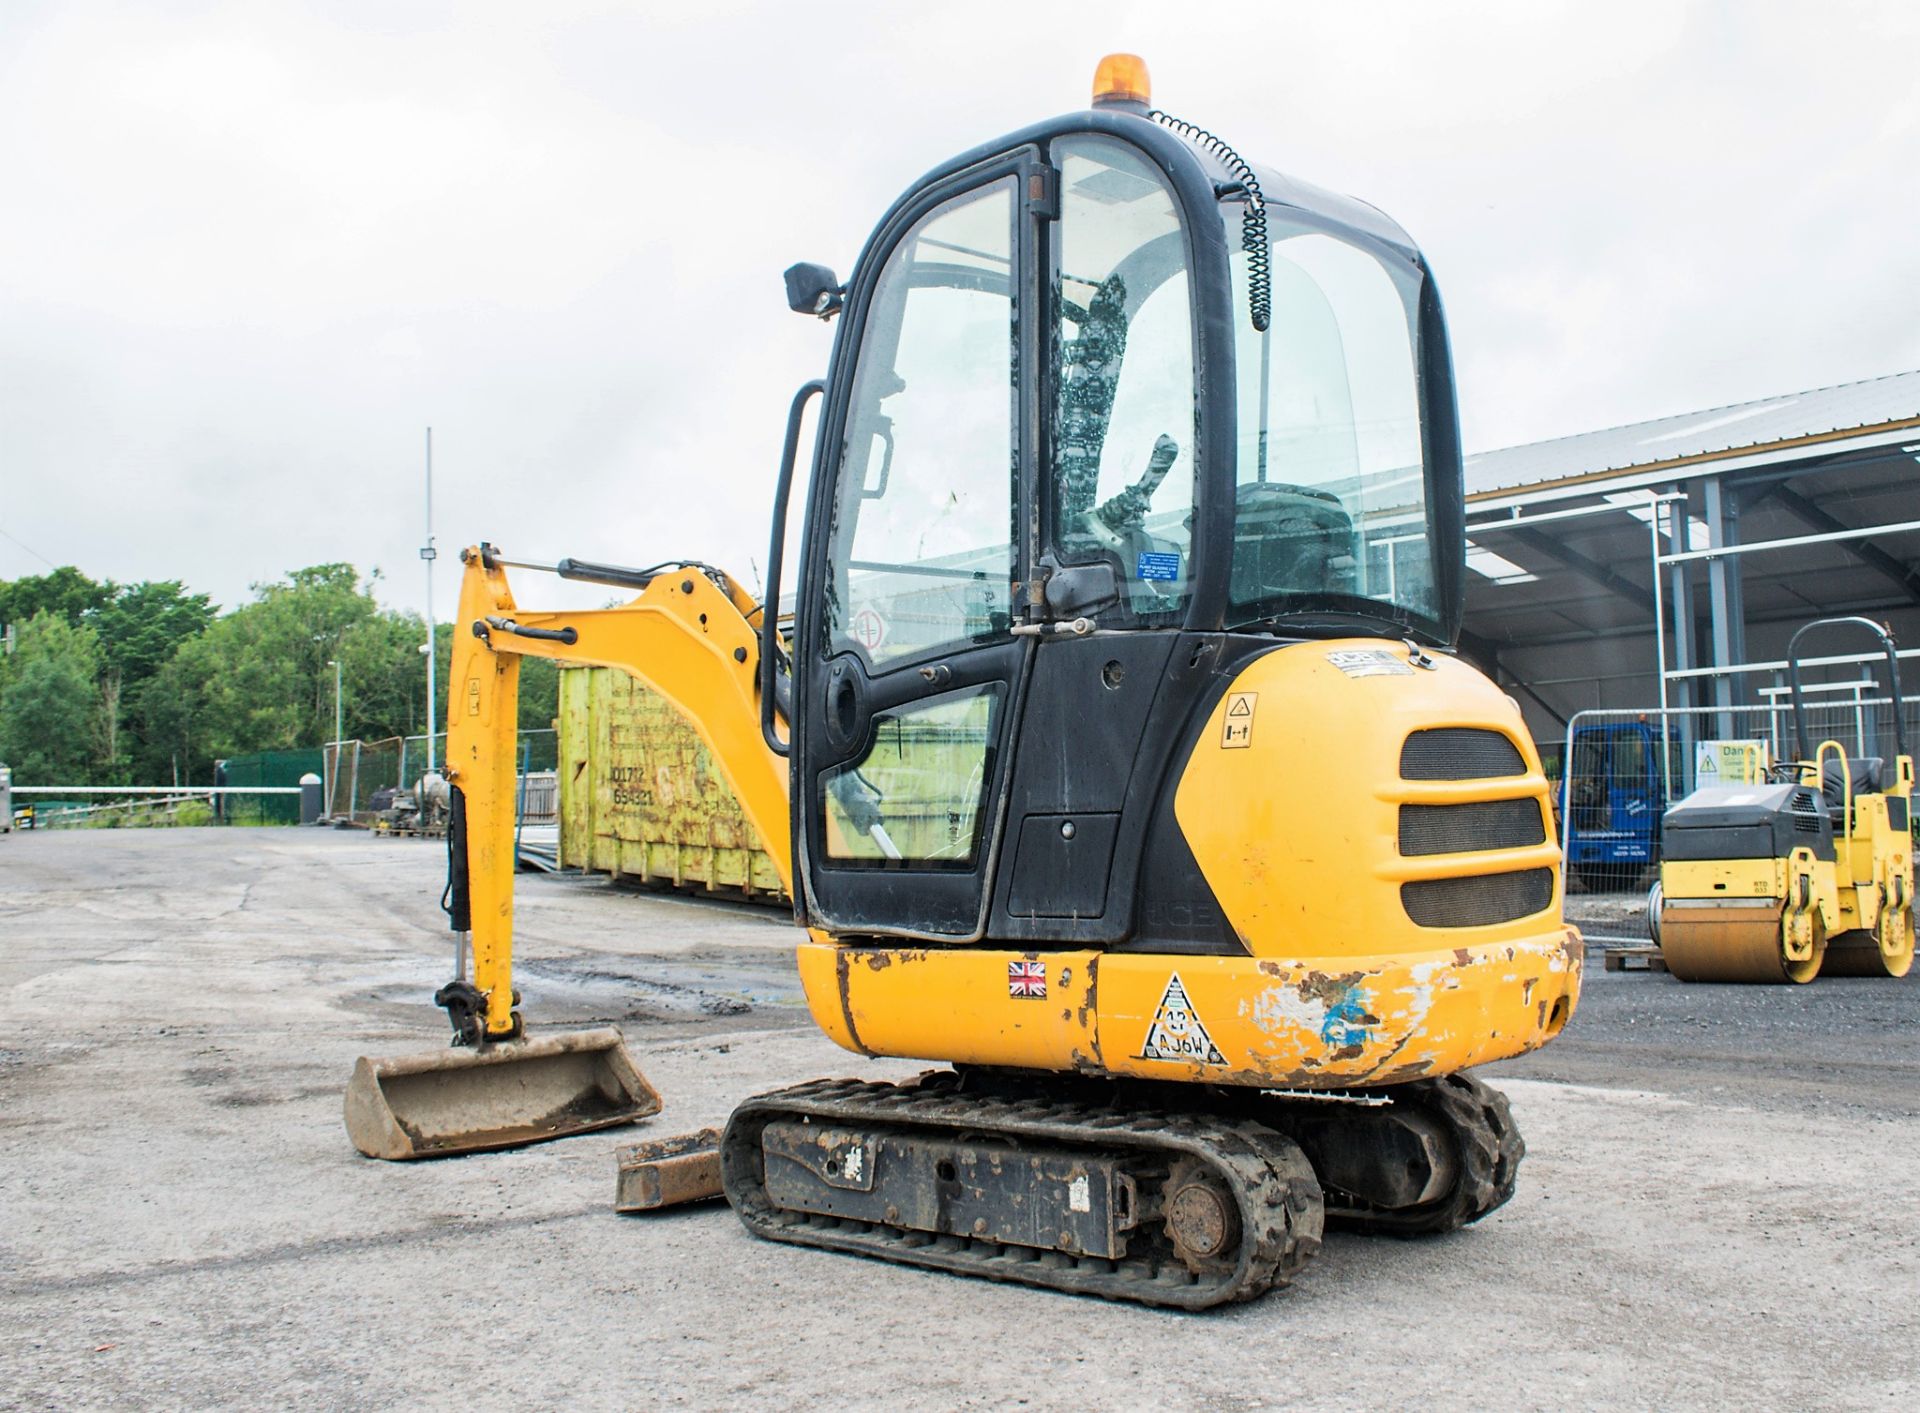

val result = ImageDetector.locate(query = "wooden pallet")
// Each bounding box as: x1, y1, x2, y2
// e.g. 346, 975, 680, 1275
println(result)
1602, 945, 1669, 973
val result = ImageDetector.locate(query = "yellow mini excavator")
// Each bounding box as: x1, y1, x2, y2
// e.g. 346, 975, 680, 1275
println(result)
1657, 617, 1914, 983
346, 54, 1582, 1308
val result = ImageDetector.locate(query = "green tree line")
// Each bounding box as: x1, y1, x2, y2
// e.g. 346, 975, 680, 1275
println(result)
0, 564, 555, 784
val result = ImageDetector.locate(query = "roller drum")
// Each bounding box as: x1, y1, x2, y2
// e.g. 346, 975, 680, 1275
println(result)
1820, 925, 1913, 979
1658, 902, 1824, 984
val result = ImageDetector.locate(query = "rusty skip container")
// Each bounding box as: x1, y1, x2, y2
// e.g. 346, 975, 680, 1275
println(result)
558, 666, 787, 903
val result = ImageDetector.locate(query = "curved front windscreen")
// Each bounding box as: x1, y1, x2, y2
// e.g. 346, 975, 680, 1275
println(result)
1222, 207, 1438, 632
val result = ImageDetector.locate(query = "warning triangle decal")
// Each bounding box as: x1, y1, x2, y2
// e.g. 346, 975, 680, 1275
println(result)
1137, 973, 1226, 1065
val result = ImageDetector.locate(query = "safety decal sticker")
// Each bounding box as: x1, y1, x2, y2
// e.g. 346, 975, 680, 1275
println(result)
1067, 1174, 1091, 1213
849, 607, 888, 653
1007, 959, 1048, 999
1221, 691, 1256, 749
1325, 648, 1413, 678
1137, 973, 1226, 1065
1136, 551, 1181, 582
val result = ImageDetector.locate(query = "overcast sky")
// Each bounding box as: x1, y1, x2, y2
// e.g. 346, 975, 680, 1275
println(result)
3, 0, 1916, 618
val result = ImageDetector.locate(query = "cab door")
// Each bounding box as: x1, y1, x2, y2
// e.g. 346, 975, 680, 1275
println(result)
793, 155, 1039, 939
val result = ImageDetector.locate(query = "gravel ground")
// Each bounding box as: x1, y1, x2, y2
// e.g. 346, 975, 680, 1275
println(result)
2, 829, 1916, 1410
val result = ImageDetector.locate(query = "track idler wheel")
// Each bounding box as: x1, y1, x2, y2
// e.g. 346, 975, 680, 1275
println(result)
1318, 1073, 1524, 1237
1163, 1156, 1243, 1275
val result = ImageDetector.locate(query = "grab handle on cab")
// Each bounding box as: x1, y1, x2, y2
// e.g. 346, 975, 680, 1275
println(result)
762, 379, 825, 756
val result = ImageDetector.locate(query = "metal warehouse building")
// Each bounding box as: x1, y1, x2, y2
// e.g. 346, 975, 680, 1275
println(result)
1455, 369, 1920, 754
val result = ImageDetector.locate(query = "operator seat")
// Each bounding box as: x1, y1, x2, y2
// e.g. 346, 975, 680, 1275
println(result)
1821, 756, 1883, 810
1228, 482, 1358, 604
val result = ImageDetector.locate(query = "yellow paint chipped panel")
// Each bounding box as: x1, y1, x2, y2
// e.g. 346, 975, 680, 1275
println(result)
1098, 936, 1578, 1086
796, 943, 860, 1054
802, 944, 1101, 1070
802, 928, 1580, 1090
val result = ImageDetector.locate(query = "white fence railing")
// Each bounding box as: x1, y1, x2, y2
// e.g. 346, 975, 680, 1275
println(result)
10, 786, 302, 829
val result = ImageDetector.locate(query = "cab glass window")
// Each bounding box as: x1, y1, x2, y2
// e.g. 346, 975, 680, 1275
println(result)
1224, 207, 1437, 628
821, 685, 1003, 866
825, 180, 1017, 668
1050, 137, 1197, 617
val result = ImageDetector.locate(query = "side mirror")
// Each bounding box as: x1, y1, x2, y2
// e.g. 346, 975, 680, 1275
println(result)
784, 262, 844, 319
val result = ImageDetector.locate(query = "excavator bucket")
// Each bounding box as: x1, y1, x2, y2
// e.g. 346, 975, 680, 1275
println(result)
344, 1027, 661, 1160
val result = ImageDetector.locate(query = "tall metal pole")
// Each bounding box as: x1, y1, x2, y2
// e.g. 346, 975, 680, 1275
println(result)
326, 657, 344, 817
422, 427, 438, 775
1650, 506, 1670, 800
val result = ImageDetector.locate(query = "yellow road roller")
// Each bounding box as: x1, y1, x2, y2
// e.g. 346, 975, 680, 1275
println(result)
1658, 617, 1913, 983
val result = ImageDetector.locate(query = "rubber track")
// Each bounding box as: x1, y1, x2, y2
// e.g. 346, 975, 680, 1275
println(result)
1303, 1072, 1523, 1236
721, 1075, 1324, 1310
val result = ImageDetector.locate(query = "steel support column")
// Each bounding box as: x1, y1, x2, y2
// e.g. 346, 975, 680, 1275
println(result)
1703, 478, 1746, 737
1665, 488, 1695, 795
1667, 489, 1695, 705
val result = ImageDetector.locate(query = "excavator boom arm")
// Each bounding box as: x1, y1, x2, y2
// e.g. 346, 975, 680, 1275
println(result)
446, 545, 792, 1037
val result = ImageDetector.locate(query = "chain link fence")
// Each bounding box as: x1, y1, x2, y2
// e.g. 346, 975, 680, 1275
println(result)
1558, 695, 1920, 936
320, 730, 557, 824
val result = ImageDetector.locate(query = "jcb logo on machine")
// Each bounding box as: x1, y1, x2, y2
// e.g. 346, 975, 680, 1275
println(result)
1138, 973, 1226, 1065
1221, 692, 1256, 749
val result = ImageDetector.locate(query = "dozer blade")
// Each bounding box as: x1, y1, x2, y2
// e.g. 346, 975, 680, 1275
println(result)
1659, 901, 1822, 984
344, 1027, 661, 1160
614, 1127, 724, 1211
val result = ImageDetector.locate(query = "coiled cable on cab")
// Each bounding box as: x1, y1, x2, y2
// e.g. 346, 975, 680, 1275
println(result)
1148, 108, 1271, 333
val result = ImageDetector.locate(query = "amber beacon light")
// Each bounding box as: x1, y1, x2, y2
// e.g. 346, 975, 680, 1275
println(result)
1091, 52, 1151, 108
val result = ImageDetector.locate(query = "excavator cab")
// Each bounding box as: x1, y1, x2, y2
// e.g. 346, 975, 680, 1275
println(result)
780, 76, 1467, 944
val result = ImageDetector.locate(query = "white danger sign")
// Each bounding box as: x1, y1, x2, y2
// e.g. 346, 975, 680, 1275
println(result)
1695, 738, 1767, 786
1137, 973, 1226, 1066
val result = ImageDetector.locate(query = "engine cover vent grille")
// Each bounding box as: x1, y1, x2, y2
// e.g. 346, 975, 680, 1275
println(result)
1400, 729, 1525, 780
1402, 869, 1553, 928
1399, 799, 1547, 857
1788, 788, 1825, 834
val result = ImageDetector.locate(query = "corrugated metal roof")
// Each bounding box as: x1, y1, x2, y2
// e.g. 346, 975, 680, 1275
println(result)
1464, 369, 1920, 499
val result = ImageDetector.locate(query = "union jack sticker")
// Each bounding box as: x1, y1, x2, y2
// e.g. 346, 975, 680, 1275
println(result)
1007, 959, 1048, 999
